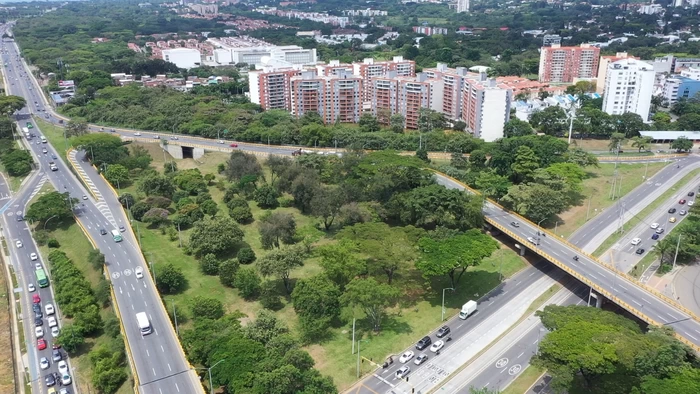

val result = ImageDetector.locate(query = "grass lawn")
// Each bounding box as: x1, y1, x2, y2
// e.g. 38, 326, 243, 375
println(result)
554, 162, 667, 238
502, 365, 546, 394
563, 138, 669, 153
0, 254, 15, 393
631, 250, 657, 279
592, 167, 700, 257
33, 117, 71, 162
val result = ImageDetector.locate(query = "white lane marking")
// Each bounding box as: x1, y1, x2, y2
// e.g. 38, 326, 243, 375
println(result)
161, 345, 165, 352
642, 298, 651, 304
517, 352, 524, 358
168, 363, 172, 372
146, 349, 150, 357
176, 384, 180, 393
667, 313, 679, 320
686, 333, 699, 341
589, 274, 598, 281
619, 285, 628, 291
632, 300, 642, 306
153, 368, 156, 376
159, 389, 163, 394
127, 292, 130, 298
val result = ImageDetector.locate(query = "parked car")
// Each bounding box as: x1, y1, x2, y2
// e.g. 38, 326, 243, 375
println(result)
399, 351, 414, 363
679, 199, 687, 204
45, 303, 55, 315
40, 357, 50, 370
44, 373, 55, 386
32, 294, 41, 304
395, 366, 410, 379
414, 354, 428, 365
430, 340, 445, 353
37, 338, 47, 350
415, 336, 432, 351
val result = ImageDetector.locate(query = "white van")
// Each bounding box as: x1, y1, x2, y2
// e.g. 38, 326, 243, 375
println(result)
40, 136, 47, 143
136, 312, 152, 335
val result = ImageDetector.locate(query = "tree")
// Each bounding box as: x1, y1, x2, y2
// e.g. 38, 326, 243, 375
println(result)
503, 118, 534, 138
529, 106, 567, 135
358, 113, 380, 133
173, 169, 208, 195
676, 113, 700, 131
418, 108, 445, 133
224, 151, 263, 182
296, 224, 323, 253
290, 170, 320, 213
104, 164, 129, 187
257, 246, 305, 294
88, 249, 106, 271
475, 170, 512, 199
340, 278, 400, 331
0, 95, 26, 116
311, 186, 345, 230
639, 368, 700, 394
237, 247, 257, 264
317, 242, 366, 289
608, 133, 626, 152
227, 198, 253, 224
138, 174, 175, 198
254, 183, 279, 209
142, 208, 170, 226
218, 259, 239, 287
291, 274, 341, 340
390, 113, 405, 133
386, 185, 484, 231
653, 236, 677, 264
66, 119, 89, 137
671, 136, 693, 152
1, 149, 32, 176
613, 112, 645, 138
259, 212, 297, 249
510, 145, 540, 183
72, 133, 129, 166
415, 148, 429, 163
416, 229, 498, 288
56, 323, 84, 352
244, 309, 289, 345
235, 266, 262, 299
501, 182, 570, 223
189, 217, 244, 256
199, 253, 220, 275
118, 193, 135, 209
26, 192, 76, 223
631, 136, 653, 153
200, 199, 218, 216
563, 147, 599, 167
190, 296, 225, 320
156, 263, 187, 294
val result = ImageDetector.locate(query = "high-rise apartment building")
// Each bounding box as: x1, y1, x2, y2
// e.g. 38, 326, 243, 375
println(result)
423, 64, 469, 121
456, 0, 470, 13
354, 56, 415, 100
596, 52, 637, 93
461, 77, 512, 142
248, 66, 304, 110
602, 58, 655, 121
290, 70, 363, 124
538, 44, 600, 83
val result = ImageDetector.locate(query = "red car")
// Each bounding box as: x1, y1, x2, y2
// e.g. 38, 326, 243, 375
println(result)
679, 199, 687, 204
32, 294, 41, 304
37, 338, 47, 350
229, 143, 238, 148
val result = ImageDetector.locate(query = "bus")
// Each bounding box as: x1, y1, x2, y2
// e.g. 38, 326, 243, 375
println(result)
22, 127, 29, 137
35, 268, 49, 288
111, 229, 122, 242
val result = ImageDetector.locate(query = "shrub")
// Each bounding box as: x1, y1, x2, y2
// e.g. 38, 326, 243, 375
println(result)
237, 247, 256, 264
47, 239, 60, 248
234, 267, 261, 299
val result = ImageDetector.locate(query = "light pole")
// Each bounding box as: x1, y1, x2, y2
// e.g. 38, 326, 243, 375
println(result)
672, 234, 682, 271
171, 299, 179, 336
537, 218, 546, 246
206, 359, 225, 394
356, 339, 369, 378
43, 214, 58, 230
442, 287, 455, 321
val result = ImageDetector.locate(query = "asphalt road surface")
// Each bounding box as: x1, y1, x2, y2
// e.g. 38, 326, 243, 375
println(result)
1, 32, 202, 394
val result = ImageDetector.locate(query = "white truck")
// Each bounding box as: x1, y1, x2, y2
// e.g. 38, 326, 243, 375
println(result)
458, 300, 477, 320
136, 312, 152, 335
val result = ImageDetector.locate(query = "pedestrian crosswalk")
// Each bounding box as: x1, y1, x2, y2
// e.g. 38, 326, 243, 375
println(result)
67, 150, 118, 228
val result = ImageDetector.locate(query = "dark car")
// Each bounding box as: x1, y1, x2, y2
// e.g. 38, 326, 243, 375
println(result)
415, 336, 432, 351
635, 248, 645, 255
100, 228, 107, 235
651, 233, 660, 240
45, 373, 55, 386
35, 317, 43, 326
668, 208, 677, 214
510, 221, 520, 228
32, 303, 41, 313
689, 192, 695, 197
16, 215, 23, 222
52, 349, 62, 362
34, 311, 43, 320
436, 325, 451, 338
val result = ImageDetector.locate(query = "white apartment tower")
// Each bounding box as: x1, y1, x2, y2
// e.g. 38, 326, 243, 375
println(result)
457, 0, 470, 13
602, 59, 655, 121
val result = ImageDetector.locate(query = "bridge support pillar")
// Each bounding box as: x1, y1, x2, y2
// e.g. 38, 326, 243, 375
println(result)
519, 246, 525, 256
165, 144, 183, 159
193, 147, 204, 159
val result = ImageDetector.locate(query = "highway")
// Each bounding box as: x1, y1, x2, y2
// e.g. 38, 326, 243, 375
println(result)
1, 31, 202, 394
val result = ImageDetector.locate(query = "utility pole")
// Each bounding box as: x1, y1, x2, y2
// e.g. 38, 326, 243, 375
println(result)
441, 287, 454, 321
672, 234, 682, 271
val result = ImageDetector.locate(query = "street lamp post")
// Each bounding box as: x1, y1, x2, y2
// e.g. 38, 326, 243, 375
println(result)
356, 339, 369, 378
672, 234, 682, 271
442, 287, 455, 321
44, 214, 58, 230
196, 359, 225, 394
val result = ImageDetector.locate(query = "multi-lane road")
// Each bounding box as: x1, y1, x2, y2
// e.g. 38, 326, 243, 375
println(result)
1, 31, 202, 394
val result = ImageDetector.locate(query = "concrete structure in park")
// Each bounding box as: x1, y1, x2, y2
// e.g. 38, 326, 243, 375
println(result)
538, 44, 600, 83
639, 130, 700, 143
162, 47, 201, 69
456, 0, 470, 13
662, 67, 700, 104
602, 58, 654, 121
208, 36, 317, 67
596, 52, 637, 93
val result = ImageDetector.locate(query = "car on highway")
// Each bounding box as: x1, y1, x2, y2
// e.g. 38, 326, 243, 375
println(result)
668, 208, 677, 214
30, 252, 38, 261
134, 132, 141, 136
218, 140, 225, 144
44, 373, 55, 387
631, 238, 642, 245
82, 195, 88, 200
100, 228, 107, 235
57, 360, 68, 375
32, 294, 41, 304
650, 223, 659, 229
689, 191, 695, 197
415, 336, 432, 350
414, 354, 428, 365
42, 148, 47, 154
35, 317, 43, 326
28, 283, 35, 292
170, 136, 178, 140
59, 389, 71, 394
430, 340, 445, 353
35, 326, 44, 338
688, 201, 695, 207
670, 217, 677, 223
680, 210, 687, 216
51, 326, 60, 337
135, 266, 144, 279
40, 357, 50, 370
34, 263, 42, 270
52, 349, 62, 362
636, 248, 645, 255
48, 316, 57, 328
230, 143, 238, 148
527, 237, 537, 244
652, 233, 660, 240
399, 351, 414, 363
15, 240, 22, 248
436, 325, 450, 338
679, 199, 687, 204
119, 225, 126, 232
37, 338, 47, 350
61, 373, 71, 385
45, 303, 55, 315
395, 366, 410, 379
655, 228, 665, 234
510, 221, 520, 227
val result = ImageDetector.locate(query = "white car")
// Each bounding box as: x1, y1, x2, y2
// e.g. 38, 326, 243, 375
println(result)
58, 360, 68, 375
527, 237, 537, 244
35, 326, 44, 338
414, 354, 428, 365
30, 252, 38, 261
134, 132, 141, 136
45, 303, 55, 315
15, 240, 22, 248
399, 351, 414, 363
395, 366, 410, 379
34, 263, 42, 270
631, 238, 642, 246
40, 357, 49, 370
47, 316, 57, 328
51, 326, 60, 338
650, 223, 659, 229
689, 200, 695, 207
430, 340, 444, 353
135, 266, 144, 279
61, 374, 71, 385
27, 283, 36, 292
